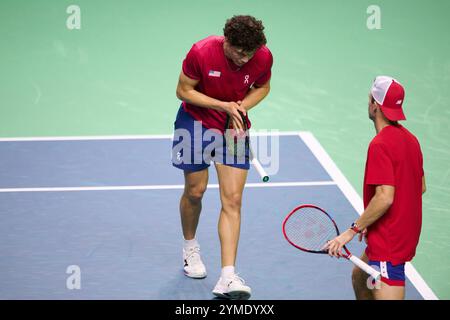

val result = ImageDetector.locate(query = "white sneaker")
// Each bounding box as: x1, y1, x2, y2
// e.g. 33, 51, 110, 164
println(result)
212, 274, 252, 300
183, 246, 207, 279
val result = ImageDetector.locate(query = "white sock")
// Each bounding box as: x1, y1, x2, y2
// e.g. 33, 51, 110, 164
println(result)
221, 266, 235, 279
184, 238, 199, 250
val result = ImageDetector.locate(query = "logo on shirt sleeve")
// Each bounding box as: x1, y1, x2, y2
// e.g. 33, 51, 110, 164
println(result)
208, 70, 221, 78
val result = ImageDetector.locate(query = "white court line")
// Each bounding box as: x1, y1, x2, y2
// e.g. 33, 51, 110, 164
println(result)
0, 135, 174, 142
0, 131, 305, 142
0, 181, 336, 193
299, 132, 438, 300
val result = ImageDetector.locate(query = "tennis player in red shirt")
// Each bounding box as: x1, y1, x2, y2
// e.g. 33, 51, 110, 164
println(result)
325, 76, 426, 300
172, 15, 273, 299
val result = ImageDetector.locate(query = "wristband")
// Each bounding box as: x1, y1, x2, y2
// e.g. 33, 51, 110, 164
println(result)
350, 222, 361, 234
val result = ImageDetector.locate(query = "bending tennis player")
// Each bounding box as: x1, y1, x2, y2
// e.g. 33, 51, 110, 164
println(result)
324, 76, 426, 300
171, 15, 273, 299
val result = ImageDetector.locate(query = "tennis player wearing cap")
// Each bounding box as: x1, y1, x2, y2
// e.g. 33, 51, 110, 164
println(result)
325, 76, 426, 300
172, 15, 273, 299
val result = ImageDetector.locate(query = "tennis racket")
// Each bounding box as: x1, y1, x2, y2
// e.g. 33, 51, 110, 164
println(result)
224, 111, 269, 182
282, 204, 381, 281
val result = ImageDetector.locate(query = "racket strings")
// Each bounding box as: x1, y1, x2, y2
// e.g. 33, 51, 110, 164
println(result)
224, 114, 249, 157
284, 207, 337, 252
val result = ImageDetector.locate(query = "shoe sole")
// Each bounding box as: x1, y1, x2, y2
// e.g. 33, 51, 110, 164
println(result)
184, 271, 207, 279
212, 290, 251, 300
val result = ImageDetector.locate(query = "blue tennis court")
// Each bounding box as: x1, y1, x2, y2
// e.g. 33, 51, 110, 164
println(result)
0, 133, 425, 299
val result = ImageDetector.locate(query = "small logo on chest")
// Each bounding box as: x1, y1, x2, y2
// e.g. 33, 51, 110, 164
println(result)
244, 75, 250, 84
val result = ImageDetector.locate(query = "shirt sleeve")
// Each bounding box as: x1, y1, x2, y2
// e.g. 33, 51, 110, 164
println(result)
365, 142, 395, 186
182, 45, 202, 80
254, 51, 273, 86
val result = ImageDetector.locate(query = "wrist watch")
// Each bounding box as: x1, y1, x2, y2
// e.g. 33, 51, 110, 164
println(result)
350, 222, 361, 234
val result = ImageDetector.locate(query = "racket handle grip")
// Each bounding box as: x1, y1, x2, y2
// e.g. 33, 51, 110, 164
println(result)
349, 255, 381, 281
251, 158, 269, 182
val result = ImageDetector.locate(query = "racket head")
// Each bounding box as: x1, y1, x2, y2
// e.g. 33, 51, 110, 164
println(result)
282, 204, 341, 254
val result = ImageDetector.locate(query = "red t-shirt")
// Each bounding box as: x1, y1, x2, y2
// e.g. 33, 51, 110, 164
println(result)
181, 35, 273, 131
364, 125, 424, 265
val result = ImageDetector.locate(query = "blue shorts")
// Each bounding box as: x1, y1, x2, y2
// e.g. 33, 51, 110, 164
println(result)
368, 260, 406, 286
171, 106, 250, 171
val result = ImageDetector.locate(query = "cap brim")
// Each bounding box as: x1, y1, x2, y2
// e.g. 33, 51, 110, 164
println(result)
380, 106, 406, 121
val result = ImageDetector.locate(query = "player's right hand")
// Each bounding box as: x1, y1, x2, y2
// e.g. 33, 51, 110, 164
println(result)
223, 102, 246, 131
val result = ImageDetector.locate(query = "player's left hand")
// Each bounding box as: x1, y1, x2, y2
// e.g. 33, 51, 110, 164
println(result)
323, 229, 356, 258
358, 228, 368, 243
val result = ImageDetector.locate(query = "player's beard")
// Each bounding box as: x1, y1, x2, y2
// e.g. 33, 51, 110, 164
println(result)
368, 106, 376, 121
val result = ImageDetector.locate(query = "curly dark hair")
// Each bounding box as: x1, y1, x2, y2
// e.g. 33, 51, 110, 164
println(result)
223, 15, 267, 52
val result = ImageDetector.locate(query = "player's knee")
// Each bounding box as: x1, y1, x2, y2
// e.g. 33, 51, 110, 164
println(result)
222, 192, 242, 213
184, 185, 207, 203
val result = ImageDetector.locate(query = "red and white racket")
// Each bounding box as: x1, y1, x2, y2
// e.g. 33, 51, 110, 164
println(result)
282, 204, 381, 281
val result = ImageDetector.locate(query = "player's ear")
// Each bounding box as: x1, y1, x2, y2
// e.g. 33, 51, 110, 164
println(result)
374, 100, 381, 112
369, 95, 378, 110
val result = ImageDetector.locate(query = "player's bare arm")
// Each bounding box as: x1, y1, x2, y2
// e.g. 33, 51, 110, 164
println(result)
422, 176, 426, 194
355, 185, 395, 230
176, 71, 247, 130
326, 185, 394, 257
238, 80, 271, 111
